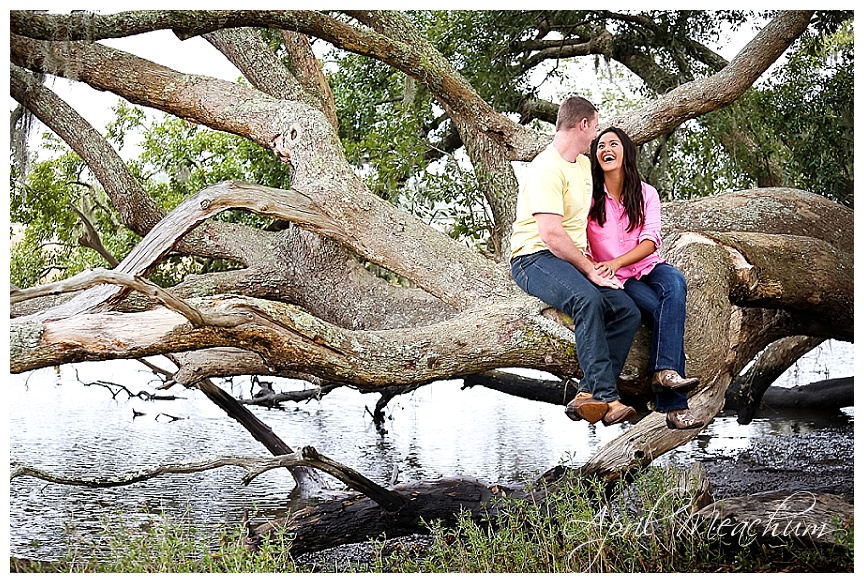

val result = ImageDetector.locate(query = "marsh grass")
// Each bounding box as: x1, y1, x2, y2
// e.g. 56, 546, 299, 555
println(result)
10, 467, 853, 573
14, 507, 301, 573
377, 467, 853, 573
378, 467, 726, 572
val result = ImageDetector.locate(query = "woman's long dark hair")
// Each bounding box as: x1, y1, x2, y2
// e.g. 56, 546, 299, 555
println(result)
589, 127, 645, 231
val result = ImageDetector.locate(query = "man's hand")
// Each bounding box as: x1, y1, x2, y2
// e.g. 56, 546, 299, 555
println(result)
586, 268, 623, 289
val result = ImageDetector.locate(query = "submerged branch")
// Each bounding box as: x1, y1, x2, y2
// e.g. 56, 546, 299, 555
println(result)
10, 453, 304, 488
10, 446, 406, 511
238, 383, 339, 407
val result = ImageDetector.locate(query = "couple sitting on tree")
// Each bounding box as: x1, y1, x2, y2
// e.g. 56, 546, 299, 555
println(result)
510, 95, 703, 431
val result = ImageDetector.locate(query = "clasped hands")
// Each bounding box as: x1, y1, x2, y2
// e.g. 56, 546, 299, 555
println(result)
594, 259, 620, 279
587, 259, 623, 289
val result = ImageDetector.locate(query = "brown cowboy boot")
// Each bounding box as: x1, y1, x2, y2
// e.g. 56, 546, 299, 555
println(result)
565, 392, 608, 424
602, 400, 636, 426
651, 370, 699, 392
665, 409, 705, 430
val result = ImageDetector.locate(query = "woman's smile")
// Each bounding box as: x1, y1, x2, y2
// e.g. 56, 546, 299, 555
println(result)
596, 133, 624, 171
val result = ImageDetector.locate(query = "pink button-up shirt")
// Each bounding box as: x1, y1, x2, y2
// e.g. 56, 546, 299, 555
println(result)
586, 182, 664, 284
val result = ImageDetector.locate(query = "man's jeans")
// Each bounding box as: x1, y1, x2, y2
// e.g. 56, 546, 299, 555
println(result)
624, 262, 690, 412
511, 250, 640, 402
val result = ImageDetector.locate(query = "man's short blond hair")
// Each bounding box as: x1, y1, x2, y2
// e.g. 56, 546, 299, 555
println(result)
556, 95, 597, 131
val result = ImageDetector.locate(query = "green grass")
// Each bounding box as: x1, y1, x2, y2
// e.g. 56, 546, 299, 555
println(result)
10, 467, 853, 573
378, 469, 853, 573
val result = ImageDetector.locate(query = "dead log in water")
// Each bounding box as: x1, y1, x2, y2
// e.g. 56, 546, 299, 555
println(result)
758, 377, 854, 411
254, 476, 522, 556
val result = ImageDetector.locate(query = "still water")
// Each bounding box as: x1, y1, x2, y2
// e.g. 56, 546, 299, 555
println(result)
7, 340, 854, 561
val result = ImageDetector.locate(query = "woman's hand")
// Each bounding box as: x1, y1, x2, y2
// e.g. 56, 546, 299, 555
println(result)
594, 260, 621, 279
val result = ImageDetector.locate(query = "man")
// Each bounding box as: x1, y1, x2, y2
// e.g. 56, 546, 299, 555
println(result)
510, 95, 640, 426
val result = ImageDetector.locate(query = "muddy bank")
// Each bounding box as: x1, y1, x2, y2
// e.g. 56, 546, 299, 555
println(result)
696, 423, 853, 500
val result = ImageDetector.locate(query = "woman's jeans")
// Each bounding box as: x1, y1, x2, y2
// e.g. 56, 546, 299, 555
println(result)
624, 262, 690, 411
511, 250, 640, 403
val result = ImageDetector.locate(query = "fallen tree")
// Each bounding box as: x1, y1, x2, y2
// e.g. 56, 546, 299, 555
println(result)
9, 9, 853, 553
737, 376, 854, 412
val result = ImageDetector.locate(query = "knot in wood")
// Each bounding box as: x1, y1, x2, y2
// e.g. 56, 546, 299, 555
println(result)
272, 123, 302, 163
199, 198, 212, 210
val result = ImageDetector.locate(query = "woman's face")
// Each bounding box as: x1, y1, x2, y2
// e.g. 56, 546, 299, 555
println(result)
595, 131, 624, 173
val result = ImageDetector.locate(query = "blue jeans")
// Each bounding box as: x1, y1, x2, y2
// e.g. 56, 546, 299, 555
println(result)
624, 262, 690, 412
511, 250, 640, 402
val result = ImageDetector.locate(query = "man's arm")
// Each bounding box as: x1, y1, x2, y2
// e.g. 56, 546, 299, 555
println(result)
535, 213, 623, 289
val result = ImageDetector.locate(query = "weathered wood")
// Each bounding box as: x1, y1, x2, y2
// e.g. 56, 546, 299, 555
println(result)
254, 476, 516, 556
13, 181, 348, 323
694, 491, 853, 547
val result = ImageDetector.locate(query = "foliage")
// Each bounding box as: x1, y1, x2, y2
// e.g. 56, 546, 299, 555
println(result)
379, 467, 852, 573
754, 16, 854, 204
641, 12, 854, 203
328, 50, 434, 203
10, 100, 293, 288
326, 10, 853, 223
110, 103, 293, 215
396, 155, 493, 248
382, 469, 721, 572
20, 508, 300, 573
9, 138, 139, 288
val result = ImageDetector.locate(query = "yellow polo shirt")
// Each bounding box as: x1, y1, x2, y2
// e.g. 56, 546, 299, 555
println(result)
510, 145, 593, 259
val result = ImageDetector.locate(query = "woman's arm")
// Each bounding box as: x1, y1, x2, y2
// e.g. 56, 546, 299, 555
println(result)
535, 213, 624, 289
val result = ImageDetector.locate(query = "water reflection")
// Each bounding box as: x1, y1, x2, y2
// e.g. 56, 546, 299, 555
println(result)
8, 346, 854, 561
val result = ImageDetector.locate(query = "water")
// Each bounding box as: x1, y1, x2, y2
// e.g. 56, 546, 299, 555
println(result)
7, 340, 854, 561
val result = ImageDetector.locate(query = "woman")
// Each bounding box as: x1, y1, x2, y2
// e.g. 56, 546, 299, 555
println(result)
587, 127, 704, 430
